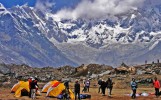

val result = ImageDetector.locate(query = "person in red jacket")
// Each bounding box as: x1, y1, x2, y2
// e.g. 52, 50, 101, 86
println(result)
153, 77, 160, 97
28, 77, 33, 98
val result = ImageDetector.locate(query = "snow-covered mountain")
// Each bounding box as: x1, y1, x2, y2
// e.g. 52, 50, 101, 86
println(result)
0, 1, 161, 67
0, 3, 77, 67
47, 7, 161, 48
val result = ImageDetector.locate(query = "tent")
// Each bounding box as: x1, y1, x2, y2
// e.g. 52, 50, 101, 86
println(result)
41, 80, 59, 93
46, 83, 65, 97
46, 82, 75, 99
11, 81, 40, 97
14, 81, 30, 97
11, 81, 25, 93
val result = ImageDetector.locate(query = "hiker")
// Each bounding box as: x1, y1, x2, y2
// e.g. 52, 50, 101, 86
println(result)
74, 79, 80, 100
82, 79, 87, 92
28, 77, 32, 98
30, 78, 37, 99
98, 78, 102, 93
63, 80, 70, 100
64, 80, 69, 89
85, 79, 90, 92
130, 78, 138, 99
153, 77, 160, 98
106, 78, 113, 97
101, 79, 107, 96
34, 78, 39, 94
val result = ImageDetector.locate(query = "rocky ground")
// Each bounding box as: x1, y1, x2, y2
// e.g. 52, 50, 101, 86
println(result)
0, 81, 159, 100
0, 62, 161, 99
0, 62, 161, 83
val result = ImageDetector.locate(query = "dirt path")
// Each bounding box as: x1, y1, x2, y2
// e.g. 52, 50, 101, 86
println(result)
0, 87, 160, 100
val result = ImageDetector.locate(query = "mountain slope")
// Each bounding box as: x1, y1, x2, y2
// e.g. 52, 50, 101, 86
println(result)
0, 4, 77, 67
0, 1, 161, 67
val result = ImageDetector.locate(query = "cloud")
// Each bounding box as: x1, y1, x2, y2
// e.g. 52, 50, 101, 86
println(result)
35, 0, 55, 13
53, 0, 145, 20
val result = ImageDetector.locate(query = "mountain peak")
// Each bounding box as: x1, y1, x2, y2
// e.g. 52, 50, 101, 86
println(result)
0, 3, 6, 10
0, 3, 10, 15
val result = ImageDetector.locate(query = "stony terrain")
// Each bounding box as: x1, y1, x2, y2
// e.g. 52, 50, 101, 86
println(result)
0, 62, 161, 84
1, 62, 161, 99
0, 86, 158, 100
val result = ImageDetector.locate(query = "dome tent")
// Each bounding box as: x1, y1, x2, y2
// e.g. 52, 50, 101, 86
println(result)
12, 81, 30, 97
41, 80, 59, 93
11, 81, 25, 93
11, 81, 40, 97
44, 80, 75, 99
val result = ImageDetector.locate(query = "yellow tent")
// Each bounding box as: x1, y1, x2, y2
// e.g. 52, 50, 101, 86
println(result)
46, 83, 65, 97
11, 81, 25, 93
11, 81, 40, 97
14, 81, 30, 97
41, 80, 59, 93
46, 83, 75, 99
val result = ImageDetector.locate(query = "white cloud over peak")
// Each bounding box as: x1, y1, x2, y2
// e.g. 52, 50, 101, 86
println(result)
35, 0, 55, 13
53, 0, 145, 20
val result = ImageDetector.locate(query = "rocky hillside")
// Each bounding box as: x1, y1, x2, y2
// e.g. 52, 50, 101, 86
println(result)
0, 62, 161, 83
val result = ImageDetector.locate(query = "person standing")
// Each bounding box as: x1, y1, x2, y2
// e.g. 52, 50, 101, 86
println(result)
130, 78, 138, 99
82, 79, 87, 92
30, 78, 37, 99
63, 80, 70, 100
28, 77, 32, 98
106, 78, 113, 97
85, 79, 90, 92
153, 77, 160, 98
101, 79, 107, 96
34, 78, 39, 92
98, 78, 102, 93
74, 79, 80, 100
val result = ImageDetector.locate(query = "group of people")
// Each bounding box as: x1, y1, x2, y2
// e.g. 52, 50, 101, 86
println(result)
74, 79, 91, 100
130, 77, 160, 99
26, 76, 161, 100
74, 77, 114, 99
96, 77, 161, 99
97, 78, 114, 97
28, 77, 39, 99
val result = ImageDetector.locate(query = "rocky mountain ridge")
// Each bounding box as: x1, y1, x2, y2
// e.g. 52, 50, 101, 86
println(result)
0, 3, 77, 67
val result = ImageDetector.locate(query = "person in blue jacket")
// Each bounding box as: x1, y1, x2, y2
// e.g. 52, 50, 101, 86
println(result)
130, 78, 138, 99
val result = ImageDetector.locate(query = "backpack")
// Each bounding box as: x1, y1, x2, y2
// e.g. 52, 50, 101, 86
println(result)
98, 80, 102, 85
80, 94, 86, 99
85, 81, 90, 86
107, 80, 113, 88
80, 94, 91, 99
57, 95, 63, 99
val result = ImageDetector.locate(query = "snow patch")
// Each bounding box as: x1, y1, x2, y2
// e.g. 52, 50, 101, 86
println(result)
131, 14, 136, 19
0, 3, 10, 15
149, 41, 159, 50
